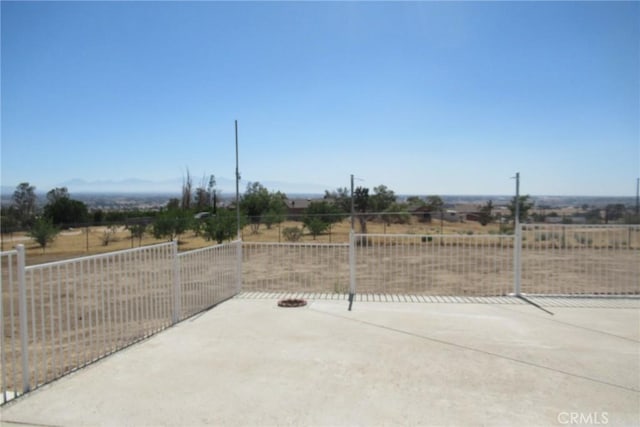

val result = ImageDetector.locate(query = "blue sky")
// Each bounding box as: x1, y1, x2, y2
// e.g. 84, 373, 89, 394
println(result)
1, 1, 638, 196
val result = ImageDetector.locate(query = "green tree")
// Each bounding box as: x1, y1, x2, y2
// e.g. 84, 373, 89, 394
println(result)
304, 218, 327, 239
152, 209, 192, 241
127, 223, 147, 246
181, 169, 193, 210
12, 182, 37, 227
263, 191, 287, 230
370, 185, 396, 213
303, 200, 341, 239
202, 209, 238, 243
508, 195, 534, 223
208, 175, 218, 213
382, 202, 410, 225
479, 200, 494, 226
406, 196, 426, 209
0, 212, 19, 249
92, 209, 105, 224
166, 198, 180, 211
28, 218, 59, 253
46, 187, 70, 204
282, 226, 303, 242
240, 182, 281, 234
43, 190, 88, 225
324, 187, 351, 214
425, 195, 444, 213
194, 187, 210, 211
354, 186, 370, 233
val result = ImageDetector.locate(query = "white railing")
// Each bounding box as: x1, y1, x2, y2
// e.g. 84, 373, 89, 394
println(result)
1, 240, 241, 404
1, 248, 26, 404
177, 240, 241, 320
519, 225, 640, 296
351, 233, 514, 296
2, 226, 638, 404
21, 242, 176, 396
242, 242, 349, 294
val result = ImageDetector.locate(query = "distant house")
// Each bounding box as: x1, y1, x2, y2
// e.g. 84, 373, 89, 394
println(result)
409, 206, 432, 223
454, 204, 484, 223
442, 210, 461, 222
465, 212, 482, 222
285, 198, 314, 219
410, 207, 461, 223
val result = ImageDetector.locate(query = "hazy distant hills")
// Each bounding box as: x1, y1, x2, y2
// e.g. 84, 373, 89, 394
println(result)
1, 177, 330, 197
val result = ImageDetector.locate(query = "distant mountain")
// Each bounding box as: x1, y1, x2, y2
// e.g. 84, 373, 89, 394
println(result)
1, 176, 331, 196
57, 177, 331, 195
59, 178, 187, 194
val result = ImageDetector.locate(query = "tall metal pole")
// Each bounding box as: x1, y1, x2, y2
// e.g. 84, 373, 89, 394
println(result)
235, 120, 240, 240
636, 178, 640, 217
349, 174, 355, 311
514, 172, 520, 227
513, 172, 521, 296
350, 174, 355, 232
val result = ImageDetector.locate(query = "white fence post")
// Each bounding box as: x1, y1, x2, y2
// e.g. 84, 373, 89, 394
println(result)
172, 240, 181, 324
513, 224, 522, 296
16, 244, 30, 393
348, 231, 356, 309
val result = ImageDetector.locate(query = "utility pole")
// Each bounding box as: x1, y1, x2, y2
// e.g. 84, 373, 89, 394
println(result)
350, 174, 355, 232
512, 172, 521, 296
349, 173, 355, 311
235, 120, 240, 240
636, 178, 640, 217
514, 172, 520, 227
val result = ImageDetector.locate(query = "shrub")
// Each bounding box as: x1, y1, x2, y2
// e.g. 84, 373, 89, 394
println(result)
282, 226, 303, 242
101, 225, 119, 246
28, 218, 59, 253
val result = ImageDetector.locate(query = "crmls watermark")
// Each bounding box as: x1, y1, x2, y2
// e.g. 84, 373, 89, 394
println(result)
557, 412, 609, 425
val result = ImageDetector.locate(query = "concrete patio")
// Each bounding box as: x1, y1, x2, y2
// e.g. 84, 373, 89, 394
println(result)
1, 297, 638, 426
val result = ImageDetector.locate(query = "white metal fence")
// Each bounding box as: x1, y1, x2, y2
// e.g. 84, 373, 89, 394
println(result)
2, 225, 638, 404
242, 242, 349, 294
1, 249, 25, 404
351, 233, 514, 296
177, 241, 241, 320
1, 240, 241, 404
519, 225, 640, 296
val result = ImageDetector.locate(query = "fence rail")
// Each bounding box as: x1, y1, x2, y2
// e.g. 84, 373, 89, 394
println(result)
520, 225, 640, 295
1, 249, 24, 404
352, 233, 514, 296
177, 241, 241, 320
242, 242, 349, 294
1, 240, 241, 404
